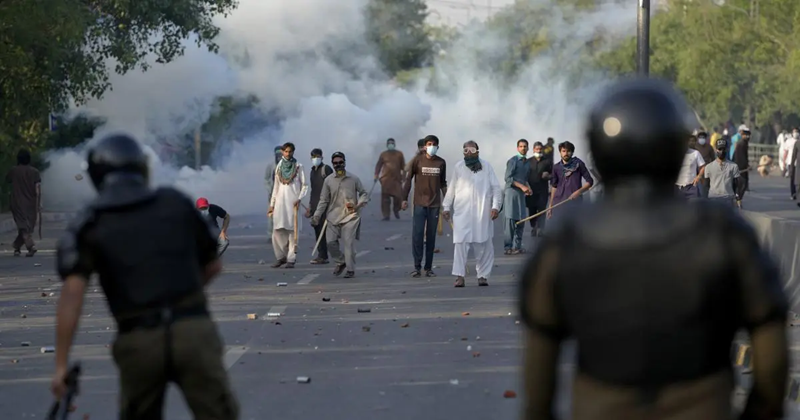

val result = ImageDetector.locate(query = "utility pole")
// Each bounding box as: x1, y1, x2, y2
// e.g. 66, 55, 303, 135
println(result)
636, 0, 651, 76
194, 128, 201, 170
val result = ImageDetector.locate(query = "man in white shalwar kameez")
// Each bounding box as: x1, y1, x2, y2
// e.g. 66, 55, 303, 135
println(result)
442, 141, 503, 288
268, 142, 308, 268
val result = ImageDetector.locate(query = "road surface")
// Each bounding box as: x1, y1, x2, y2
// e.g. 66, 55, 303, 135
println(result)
0, 181, 796, 419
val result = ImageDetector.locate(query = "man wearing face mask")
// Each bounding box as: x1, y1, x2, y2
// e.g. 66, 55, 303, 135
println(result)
268, 142, 308, 269
311, 152, 369, 278
526, 142, 552, 237
374, 138, 406, 221
264, 145, 282, 234
196, 197, 231, 256
503, 139, 532, 254
306, 148, 333, 264
732, 127, 751, 208
694, 131, 715, 198
704, 138, 740, 207
402, 135, 447, 278
442, 141, 502, 287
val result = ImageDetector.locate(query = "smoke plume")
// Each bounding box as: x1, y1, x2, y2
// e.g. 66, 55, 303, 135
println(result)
42, 0, 637, 215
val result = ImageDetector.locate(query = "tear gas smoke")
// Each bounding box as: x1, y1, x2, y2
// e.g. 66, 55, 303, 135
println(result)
42, 0, 637, 215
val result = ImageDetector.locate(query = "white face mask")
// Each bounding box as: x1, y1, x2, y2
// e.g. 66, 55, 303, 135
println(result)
426, 145, 438, 156
697, 137, 707, 145
794, 132, 799, 139
200, 209, 209, 217
532, 152, 542, 158
311, 157, 322, 166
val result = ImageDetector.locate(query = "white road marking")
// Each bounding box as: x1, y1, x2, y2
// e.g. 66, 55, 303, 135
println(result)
386, 234, 402, 241
356, 250, 371, 258
262, 305, 287, 319
224, 346, 248, 370
297, 274, 319, 285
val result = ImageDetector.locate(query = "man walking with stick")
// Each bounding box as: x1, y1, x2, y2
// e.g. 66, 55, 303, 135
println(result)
311, 152, 369, 278
268, 142, 308, 268
546, 141, 593, 225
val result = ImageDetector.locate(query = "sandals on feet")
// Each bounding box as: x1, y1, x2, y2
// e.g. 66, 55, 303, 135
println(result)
478, 278, 488, 287
411, 270, 421, 278
454, 277, 465, 288
425, 270, 437, 277
333, 264, 346, 276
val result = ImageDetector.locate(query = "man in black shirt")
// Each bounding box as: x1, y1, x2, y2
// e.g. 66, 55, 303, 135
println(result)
196, 197, 231, 256
526, 141, 552, 237
52, 133, 238, 419
732, 127, 751, 208
305, 148, 333, 264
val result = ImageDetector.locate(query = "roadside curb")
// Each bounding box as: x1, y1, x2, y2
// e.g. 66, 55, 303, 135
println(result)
0, 213, 76, 234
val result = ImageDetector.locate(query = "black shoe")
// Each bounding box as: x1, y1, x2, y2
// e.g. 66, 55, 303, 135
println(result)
25, 248, 37, 258
410, 270, 421, 278
271, 259, 287, 268
343, 271, 355, 278
333, 264, 346, 276
425, 270, 436, 277
284, 262, 295, 268
394, 211, 400, 219
13, 249, 21, 257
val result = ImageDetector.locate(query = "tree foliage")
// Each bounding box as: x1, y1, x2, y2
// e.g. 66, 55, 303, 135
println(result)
0, 0, 237, 149
364, 0, 432, 76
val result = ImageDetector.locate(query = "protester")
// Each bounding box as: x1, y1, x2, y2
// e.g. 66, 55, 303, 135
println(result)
195, 197, 231, 256
546, 141, 593, 222
787, 128, 799, 199
694, 130, 715, 198
704, 137, 740, 207
525, 141, 552, 237
543, 137, 555, 163
306, 148, 333, 264
503, 139, 531, 254
312, 152, 369, 278
264, 145, 282, 234
732, 127, 751, 208
442, 141, 502, 287
402, 135, 447, 278
675, 138, 706, 200
268, 142, 308, 268
5, 149, 41, 257
374, 138, 405, 221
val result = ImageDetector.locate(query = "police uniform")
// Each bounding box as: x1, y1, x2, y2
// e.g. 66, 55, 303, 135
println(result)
518, 79, 789, 420
56, 134, 238, 420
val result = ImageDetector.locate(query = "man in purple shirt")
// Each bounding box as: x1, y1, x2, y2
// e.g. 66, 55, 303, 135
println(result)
547, 141, 593, 220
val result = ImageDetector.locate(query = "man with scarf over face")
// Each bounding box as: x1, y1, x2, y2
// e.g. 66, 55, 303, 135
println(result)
519, 78, 788, 420
268, 142, 308, 268
264, 145, 282, 233
546, 141, 593, 223
312, 152, 369, 278
374, 138, 405, 221
503, 139, 532, 254
442, 141, 502, 287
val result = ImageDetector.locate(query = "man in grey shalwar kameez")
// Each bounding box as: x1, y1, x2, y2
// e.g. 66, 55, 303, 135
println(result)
5, 149, 41, 257
311, 152, 369, 279
503, 139, 531, 254
264, 146, 282, 234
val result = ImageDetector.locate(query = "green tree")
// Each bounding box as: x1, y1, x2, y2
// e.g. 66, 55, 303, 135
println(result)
364, 0, 433, 76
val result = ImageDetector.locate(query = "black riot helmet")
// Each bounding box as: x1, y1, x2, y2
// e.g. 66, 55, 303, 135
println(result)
86, 133, 149, 191
586, 78, 694, 189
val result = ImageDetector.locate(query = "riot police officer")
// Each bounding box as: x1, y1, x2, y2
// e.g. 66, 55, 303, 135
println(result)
51, 134, 239, 419
518, 78, 789, 420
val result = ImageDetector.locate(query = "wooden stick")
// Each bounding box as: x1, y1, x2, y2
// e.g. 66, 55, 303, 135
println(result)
293, 204, 299, 246
515, 186, 594, 226
437, 212, 444, 236
311, 219, 328, 257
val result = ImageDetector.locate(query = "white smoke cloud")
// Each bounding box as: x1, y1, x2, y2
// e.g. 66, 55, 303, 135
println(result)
41, 0, 637, 215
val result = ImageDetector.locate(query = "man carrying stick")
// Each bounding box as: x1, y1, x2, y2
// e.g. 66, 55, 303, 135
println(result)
311, 152, 369, 278
268, 142, 308, 268
546, 141, 593, 226
442, 141, 502, 287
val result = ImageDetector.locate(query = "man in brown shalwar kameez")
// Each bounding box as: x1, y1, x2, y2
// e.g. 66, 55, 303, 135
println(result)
5, 149, 41, 257
374, 138, 405, 221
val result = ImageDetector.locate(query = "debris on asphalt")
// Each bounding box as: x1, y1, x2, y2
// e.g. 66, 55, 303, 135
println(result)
449, 379, 459, 385
476, 336, 481, 341
462, 312, 470, 316
20, 341, 31, 347
297, 376, 311, 384
503, 390, 517, 399
277, 282, 288, 287
472, 352, 481, 358
40, 292, 47, 297
384, 247, 394, 250
357, 308, 371, 313
20, 314, 26, 319
258, 278, 264, 282
258, 259, 266, 265
322, 297, 331, 302
362, 326, 371, 332
267, 312, 281, 318
400, 323, 409, 328
460, 337, 468, 341
274, 321, 282, 325
11, 359, 18, 364
247, 314, 258, 320
34, 263, 41, 267
41, 346, 55, 353
75, 174, 83, 181
467, 345, 472, 351
243, 274, 252, 279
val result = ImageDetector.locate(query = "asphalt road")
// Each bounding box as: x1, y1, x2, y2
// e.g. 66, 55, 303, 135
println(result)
0, 185, 797, 419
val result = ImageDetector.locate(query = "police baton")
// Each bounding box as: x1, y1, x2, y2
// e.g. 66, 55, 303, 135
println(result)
367, 179, 378, 201
47, 362, 81, 420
